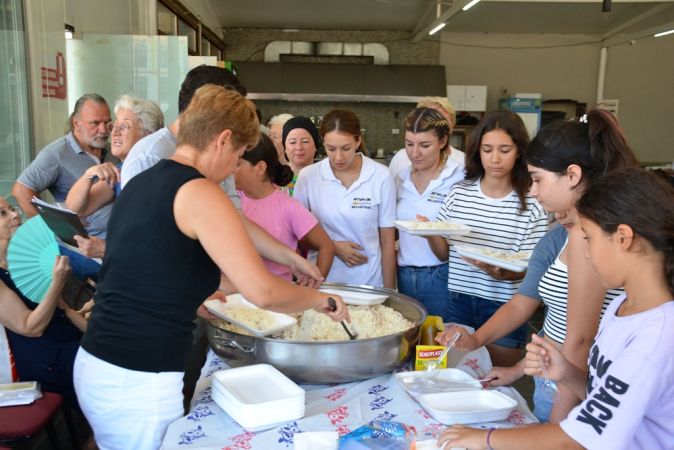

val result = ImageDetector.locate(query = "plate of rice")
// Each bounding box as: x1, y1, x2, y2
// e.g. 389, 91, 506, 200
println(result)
394, 220, 471, 237
454, 245, 531, 272
204, 294, 297, 336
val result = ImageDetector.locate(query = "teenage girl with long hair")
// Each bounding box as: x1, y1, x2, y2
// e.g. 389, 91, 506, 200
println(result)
294, 109, 397, 288
427, 110, 548, 367
395, 107, 465, 319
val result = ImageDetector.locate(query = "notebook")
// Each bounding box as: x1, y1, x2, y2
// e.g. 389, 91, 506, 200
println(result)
31, 197, 88, 247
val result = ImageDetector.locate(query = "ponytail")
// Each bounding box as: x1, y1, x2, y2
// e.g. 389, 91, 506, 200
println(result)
241, 134, 294, 187
272, 164, 294, 187
527, 108, 639, 188
585, 109, 639, 182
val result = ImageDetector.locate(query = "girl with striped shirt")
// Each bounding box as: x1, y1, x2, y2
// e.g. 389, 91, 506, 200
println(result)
427, 110, 548, 367
437, 109, 639, 423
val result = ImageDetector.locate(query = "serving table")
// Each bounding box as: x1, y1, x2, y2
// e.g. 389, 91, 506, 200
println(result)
161, 345, 537, 449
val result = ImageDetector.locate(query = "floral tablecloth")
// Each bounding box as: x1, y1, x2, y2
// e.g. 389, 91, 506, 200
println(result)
162, 344, 537, 450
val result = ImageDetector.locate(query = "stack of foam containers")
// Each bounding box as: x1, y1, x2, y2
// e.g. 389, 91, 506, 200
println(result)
211, 364, 305, 431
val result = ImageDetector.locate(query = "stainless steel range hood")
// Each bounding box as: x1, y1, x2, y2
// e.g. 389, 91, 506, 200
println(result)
235, 62, 446, 103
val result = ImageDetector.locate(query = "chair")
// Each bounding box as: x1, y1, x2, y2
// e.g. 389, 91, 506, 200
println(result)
0, 391, 74, 449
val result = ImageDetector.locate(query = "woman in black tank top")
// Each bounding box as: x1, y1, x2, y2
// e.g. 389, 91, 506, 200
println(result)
75, 85, 349, 450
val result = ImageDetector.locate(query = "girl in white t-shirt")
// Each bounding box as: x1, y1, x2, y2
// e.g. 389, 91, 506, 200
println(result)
438, 168, 674, 450
294, 109, 397, 288
427, 110, 548, 367
395, 107, 465, 319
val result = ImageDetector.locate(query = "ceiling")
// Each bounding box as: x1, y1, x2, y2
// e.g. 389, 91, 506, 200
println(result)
208, 0, 674, 44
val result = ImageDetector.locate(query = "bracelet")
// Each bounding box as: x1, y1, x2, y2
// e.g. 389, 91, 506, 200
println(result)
486, 427, 496, 450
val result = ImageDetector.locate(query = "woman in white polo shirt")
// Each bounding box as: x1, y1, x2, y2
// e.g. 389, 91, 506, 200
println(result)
396, 107, 465, 319
294, 109, 397, 288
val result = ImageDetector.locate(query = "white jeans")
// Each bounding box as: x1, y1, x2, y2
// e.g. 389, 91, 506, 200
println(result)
74, 348, 184, 450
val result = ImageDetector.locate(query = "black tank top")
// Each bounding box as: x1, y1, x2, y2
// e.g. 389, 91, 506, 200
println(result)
81, 159, 220, 372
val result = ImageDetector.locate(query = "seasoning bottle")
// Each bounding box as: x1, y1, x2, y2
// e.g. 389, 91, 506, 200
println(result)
419, 316, 443, 346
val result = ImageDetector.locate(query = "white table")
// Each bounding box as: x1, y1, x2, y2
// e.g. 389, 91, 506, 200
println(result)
162, 345, 537, 449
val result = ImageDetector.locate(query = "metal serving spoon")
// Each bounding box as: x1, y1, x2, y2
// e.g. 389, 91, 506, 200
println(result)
327, 297, 358, 340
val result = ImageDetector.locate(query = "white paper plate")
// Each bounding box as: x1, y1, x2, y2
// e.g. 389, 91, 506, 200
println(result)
319, 288, 388, 306
394, 220, 471, 237
418, 390, 517, 425
454, 245, 530, 273
395, 369, 483, 398
212, 365, 305, 405
204, 295, 297, 336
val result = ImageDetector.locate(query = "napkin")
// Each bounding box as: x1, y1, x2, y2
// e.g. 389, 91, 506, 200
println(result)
294, 431, 339, 450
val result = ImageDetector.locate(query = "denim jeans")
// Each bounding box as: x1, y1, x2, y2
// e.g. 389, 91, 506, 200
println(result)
397, 264, 449, 321
533, 375, 557, 422
444, 290, 527, 349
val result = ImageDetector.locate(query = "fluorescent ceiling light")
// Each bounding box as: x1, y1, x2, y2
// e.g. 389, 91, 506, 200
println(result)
654, 29, 674, 38
462, 0, 481, 11
429, 22, 446, 35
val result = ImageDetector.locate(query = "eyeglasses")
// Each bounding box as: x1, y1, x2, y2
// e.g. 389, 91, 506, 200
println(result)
0, 206, 19, 217
106, 122, 142, 134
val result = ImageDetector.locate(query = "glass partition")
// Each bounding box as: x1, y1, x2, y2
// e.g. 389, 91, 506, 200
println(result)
0, 0, 31, 198
66, 34, 188, 125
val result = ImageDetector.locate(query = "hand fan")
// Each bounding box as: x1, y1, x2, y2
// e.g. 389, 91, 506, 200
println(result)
7, 216, 60, 303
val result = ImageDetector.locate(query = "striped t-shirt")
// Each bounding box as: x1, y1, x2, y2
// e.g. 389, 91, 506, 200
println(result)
539, 238, 623, 344
437, 179, 548, 303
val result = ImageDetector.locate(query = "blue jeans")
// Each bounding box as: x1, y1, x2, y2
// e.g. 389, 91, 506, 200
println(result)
444, 291, 527, 349
397, 264, 449, 321
533, 375, 556, 423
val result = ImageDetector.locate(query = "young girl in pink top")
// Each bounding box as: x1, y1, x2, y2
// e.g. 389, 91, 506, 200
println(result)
235, 134, 335, 280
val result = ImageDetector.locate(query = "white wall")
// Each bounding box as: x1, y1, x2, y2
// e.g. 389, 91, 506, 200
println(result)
440, 32, 601, 110
604, 37, 674, 164
439, 31, 674, 163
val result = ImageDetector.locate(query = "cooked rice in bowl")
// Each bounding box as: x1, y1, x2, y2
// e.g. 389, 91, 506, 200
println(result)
214, 304, 414, 341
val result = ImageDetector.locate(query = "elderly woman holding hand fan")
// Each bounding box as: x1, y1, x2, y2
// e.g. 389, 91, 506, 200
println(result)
0, 197, 85, 404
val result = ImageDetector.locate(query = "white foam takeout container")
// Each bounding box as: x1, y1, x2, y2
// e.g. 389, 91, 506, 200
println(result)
319, 288, 388, 306
454, 244, 530, 273
394, 220, 471, 237
395, 368, 483, 399
211, 364, 306, 431
211, 387, 304, 431
204, 294, 297, 336
418, 389, 517, 425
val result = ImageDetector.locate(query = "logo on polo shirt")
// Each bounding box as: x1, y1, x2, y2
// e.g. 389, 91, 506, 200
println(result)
352, 197, 372, 209
427, 191, 448, 204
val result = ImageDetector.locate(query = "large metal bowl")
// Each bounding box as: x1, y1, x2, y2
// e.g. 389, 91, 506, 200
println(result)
206, 283, 427, 384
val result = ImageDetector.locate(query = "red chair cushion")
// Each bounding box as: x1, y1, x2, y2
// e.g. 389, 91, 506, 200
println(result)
0, 392, 62, 439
